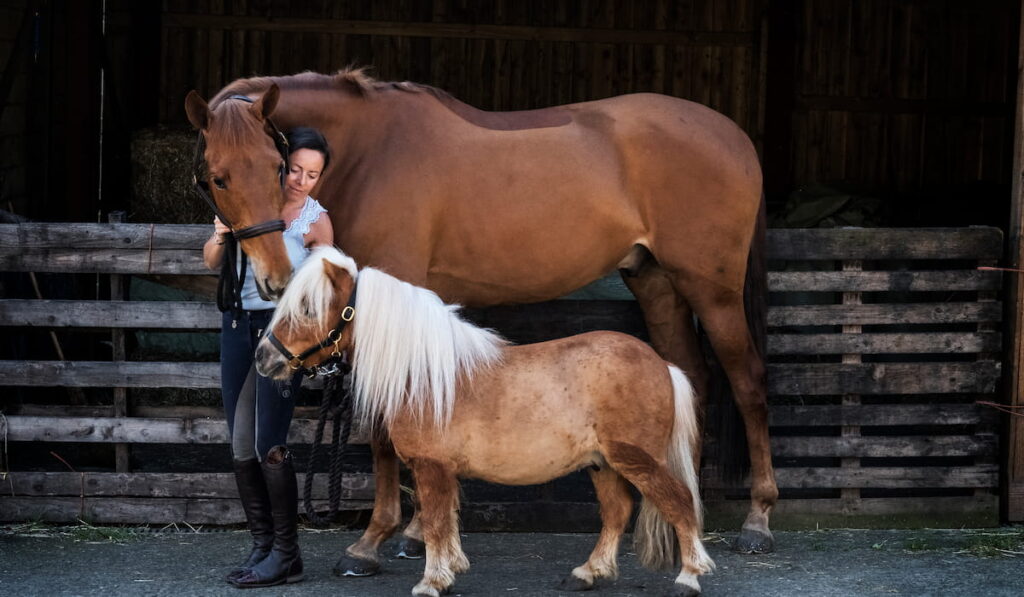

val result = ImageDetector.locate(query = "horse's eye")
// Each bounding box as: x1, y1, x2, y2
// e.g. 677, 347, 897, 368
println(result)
213, 177, 227, 190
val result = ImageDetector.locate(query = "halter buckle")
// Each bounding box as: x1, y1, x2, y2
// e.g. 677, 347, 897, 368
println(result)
288, 356, 304, 371
341, 306, 355, 322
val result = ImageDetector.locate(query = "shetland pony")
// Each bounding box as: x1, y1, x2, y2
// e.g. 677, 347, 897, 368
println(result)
255, 247, 714, 596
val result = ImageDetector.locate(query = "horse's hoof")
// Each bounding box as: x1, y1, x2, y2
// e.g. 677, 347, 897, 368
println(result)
663, 583, 701, 597
332, 553, 381, 577
557, 574, 593, 591
733, 528, 775, 554
396, 536, 426, 559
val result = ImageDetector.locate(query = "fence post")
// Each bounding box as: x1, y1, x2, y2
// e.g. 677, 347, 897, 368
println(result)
108, 211, 130, 473
841, 259, 862, 508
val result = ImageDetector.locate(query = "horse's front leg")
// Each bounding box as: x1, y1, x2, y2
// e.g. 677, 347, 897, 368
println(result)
333, 436, 402, 576
409, 458, 467, 597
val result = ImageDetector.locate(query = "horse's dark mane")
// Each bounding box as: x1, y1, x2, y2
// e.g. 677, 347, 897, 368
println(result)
210, 67, 453, 108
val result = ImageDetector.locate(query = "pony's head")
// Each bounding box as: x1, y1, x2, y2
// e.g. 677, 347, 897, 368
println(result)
185, 84, 293, 300
256, 246, 507, 429
255, 246, 358, 380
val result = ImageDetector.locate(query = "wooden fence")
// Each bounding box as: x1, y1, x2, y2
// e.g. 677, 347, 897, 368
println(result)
0, 222, 1004, 526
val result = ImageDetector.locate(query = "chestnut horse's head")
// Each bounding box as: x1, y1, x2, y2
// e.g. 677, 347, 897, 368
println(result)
185, 84, 293, 300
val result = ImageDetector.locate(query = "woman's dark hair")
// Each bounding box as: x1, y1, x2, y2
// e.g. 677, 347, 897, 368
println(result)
286, 127, 331, 171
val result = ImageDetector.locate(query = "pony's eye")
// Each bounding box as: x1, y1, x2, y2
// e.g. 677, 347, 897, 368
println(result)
213, 177, 227, 190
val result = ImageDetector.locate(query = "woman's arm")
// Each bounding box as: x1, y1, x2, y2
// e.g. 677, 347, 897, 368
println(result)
202, 216, 231, 270
305, 212, 334, 248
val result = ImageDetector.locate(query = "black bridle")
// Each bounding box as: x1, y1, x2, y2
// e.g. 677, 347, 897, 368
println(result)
191, 94, 290, 240
192, 94, 291, 311
266, 282, 358, 377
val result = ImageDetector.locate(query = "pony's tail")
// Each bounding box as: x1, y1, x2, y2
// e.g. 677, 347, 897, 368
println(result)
634, 365, 715, 574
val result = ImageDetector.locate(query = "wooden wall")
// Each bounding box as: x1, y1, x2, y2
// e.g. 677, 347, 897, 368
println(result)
0, 0, 28, 215
770, 0, 1019, 225
158, 0, 766, 144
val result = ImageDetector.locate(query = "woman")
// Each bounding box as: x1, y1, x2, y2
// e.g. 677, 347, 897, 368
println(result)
202, 127, 334, 588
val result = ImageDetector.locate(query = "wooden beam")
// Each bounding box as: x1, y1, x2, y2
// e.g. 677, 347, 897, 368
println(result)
0, 299, 221, 328
768, 332, 1002, 355
767, 227, 1003, 260
769, 302, 1002, 327
767, 362, 1001, 395
162, 13, 755, 46
1004, 0, 1024, 524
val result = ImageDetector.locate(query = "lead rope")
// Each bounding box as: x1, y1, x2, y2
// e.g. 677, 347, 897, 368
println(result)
303, 366, 353, 527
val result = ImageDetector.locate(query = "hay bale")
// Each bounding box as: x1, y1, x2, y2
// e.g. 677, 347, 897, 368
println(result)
130, 125, 208, 224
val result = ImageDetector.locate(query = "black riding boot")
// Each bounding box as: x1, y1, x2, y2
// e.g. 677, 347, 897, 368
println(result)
231, 446, 304, 588
225, 458, 274, 582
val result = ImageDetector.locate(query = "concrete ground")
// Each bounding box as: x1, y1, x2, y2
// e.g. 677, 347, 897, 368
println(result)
1, 526, 1023, 596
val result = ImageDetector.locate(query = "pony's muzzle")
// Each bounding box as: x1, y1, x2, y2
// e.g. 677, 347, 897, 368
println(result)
254, 339, 290, 380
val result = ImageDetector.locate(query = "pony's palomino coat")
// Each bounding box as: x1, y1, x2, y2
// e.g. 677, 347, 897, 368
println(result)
256, 247, 715, 596
186, 69, 776, 567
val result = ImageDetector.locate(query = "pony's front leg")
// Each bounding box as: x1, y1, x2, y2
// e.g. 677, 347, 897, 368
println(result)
333, 436, 402, 577
409, 458, 468, 597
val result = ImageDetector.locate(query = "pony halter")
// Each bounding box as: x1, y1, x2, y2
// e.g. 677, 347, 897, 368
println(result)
266, 282, 358, 377
191, 94, 290, 240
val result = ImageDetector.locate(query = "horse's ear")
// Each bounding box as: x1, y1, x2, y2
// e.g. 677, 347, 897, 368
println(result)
184, 90, 210, 131
322, 258, 352, 290
252, 84, 280, 122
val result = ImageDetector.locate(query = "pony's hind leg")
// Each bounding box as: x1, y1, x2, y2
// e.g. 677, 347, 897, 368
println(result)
558, 465, 633, 591
397, 511, 426, 559
334, 437, 402, 576
408, 458, 468, 597
605, 442, 713, 596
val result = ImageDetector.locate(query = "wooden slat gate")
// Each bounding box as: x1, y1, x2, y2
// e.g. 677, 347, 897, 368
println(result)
0, 223, 1006, 526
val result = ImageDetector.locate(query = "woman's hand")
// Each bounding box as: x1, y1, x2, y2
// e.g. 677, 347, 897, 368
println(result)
203, 216, 231, 270
213, 216, 231, 238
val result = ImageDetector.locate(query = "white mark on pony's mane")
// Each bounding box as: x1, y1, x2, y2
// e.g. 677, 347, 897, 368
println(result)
272, 246, 507, 429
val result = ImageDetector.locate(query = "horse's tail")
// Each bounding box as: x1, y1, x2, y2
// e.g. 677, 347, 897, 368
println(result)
714, 191, 768, 480
634, 365, 714, 574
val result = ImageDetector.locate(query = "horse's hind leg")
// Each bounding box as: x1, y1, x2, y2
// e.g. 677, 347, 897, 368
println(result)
621, 262, 710, 458
408, 458, 468, 597
397, 511, 426, 559
683, 283, 777, 553
334, 437, 401, 576
558, 465, 633, 591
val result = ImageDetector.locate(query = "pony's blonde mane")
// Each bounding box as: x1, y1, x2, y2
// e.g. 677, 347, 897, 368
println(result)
272, 246, 507, 429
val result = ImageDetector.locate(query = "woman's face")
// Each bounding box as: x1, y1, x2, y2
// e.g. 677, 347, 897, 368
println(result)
285, 148, 326, 203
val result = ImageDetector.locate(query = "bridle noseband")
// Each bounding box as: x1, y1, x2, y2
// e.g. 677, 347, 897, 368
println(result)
266, 282, 358, 377
191, 94, 290, 240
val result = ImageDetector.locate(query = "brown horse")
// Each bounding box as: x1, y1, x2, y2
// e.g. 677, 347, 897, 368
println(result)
184, 68, 777, 569
255, 247, 715, 596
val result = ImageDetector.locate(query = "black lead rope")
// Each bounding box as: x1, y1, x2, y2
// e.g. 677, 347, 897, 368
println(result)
303, 363, 353, 527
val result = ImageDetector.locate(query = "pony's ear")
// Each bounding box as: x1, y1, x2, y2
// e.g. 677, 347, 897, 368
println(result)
251, 83, 280, 122
184, 90, 210, 131
322, 258, 352, 290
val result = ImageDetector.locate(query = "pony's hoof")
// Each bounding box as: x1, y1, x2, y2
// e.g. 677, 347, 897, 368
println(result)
663, 583, 701, 597
396, 536, 426, 559
733, 528, 775, 554
412, 583, 451, 596
557, 574, 593, 591
332, 553, 381, 577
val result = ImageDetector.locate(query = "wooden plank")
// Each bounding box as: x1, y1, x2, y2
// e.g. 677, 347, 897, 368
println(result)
707, 494, 997, 518
0, 248, 207, 274
0, 496, 373, 524
0, 361, 221, 388
768, 331, 1002, 355
3, 415, 370, 445
771, 435, 996, 458
767, 362, 1001, 395
769, 404, 986, 427
0, 300, 221, 328
4, 471, 374, 500
768, 302, 1002, 327
0, 223, 208, 249
162, 13, 755, 46
704, 465, 998, 489
768, 270, 1002, 292
767, 227, 1003, 260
